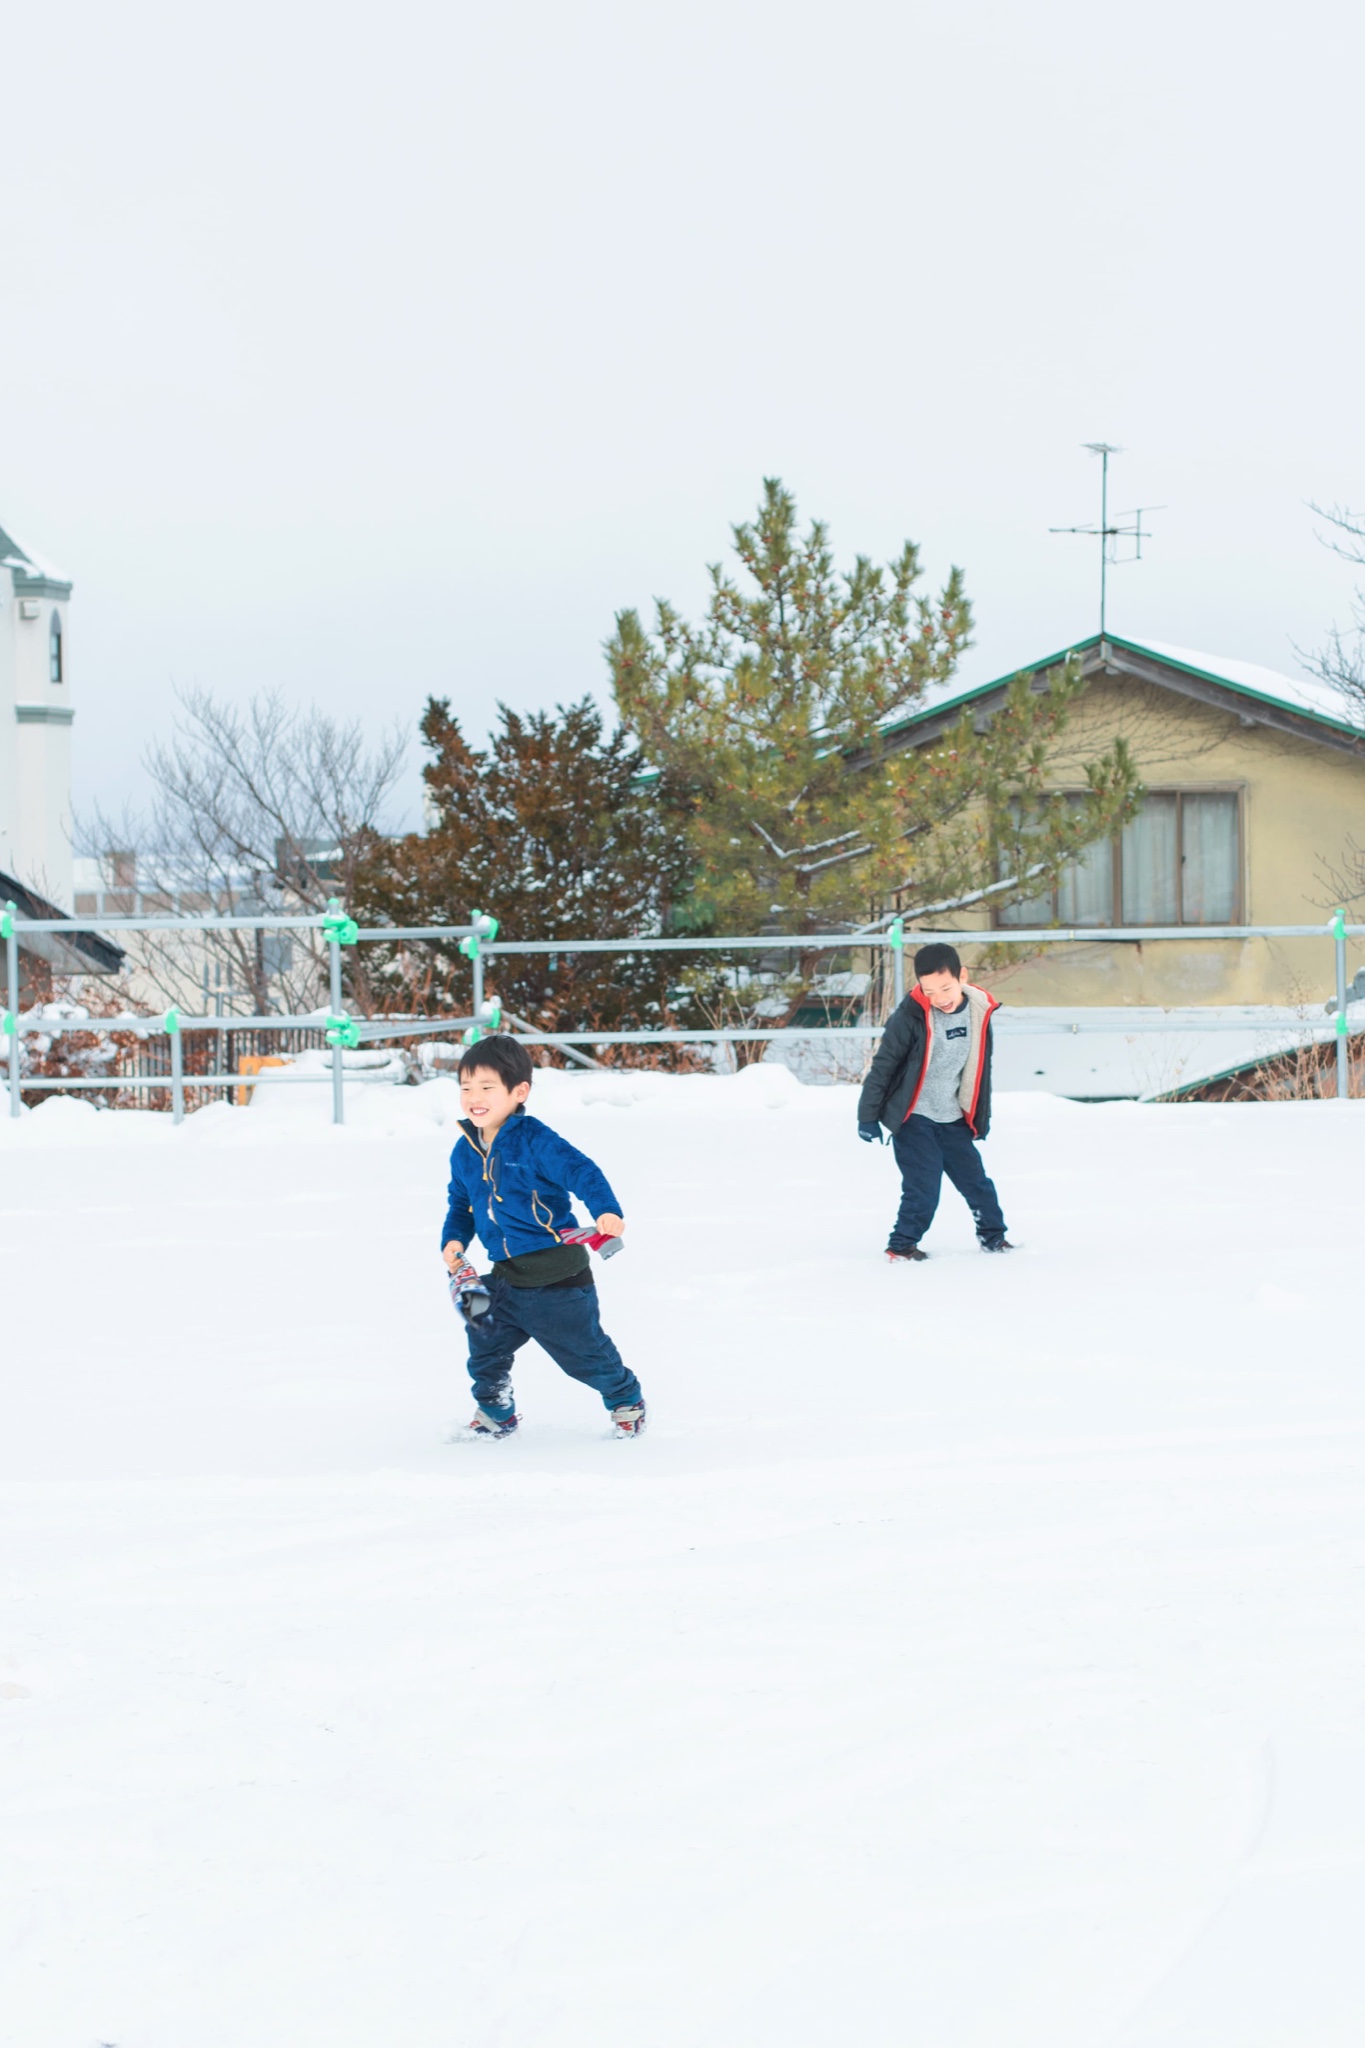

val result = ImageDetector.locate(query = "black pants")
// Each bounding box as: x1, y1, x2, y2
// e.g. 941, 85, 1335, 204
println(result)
889, 1113, 1006, 1250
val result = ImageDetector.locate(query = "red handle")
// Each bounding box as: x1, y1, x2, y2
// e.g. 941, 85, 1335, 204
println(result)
559, 1225, 624, 1258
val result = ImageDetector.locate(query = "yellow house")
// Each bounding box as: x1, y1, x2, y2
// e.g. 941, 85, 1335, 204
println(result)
883, 633, 1365, 1007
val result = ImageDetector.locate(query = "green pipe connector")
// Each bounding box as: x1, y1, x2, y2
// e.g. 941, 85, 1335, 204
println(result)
887, 917, 904, 951
164, 1006, 181, 1035
1, 1011, 14, 1036
1331, 908, 1347, 941
460, 912, 501, 957
326, 1013, 361, 1048
323, 899, 359, 946
0, 901, 14, 940
1337, 1012, 1349, 1038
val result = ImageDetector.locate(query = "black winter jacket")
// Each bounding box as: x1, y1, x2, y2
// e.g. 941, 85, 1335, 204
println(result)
857, 983, 1000, 1139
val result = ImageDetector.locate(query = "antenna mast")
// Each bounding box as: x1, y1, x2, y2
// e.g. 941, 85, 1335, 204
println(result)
1050, 444, 1160, 648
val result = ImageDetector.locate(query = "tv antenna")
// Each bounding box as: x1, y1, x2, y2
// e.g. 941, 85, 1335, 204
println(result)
1050, 442, 1161, 644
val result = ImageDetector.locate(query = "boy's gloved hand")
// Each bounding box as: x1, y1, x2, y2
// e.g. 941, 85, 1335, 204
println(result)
858, 1121, 883, 1143
447, 1256, 492, 1320
561, 1221, 625, 1260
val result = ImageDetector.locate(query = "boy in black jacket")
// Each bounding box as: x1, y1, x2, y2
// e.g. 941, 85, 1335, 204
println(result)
857, 941, 1012, 1263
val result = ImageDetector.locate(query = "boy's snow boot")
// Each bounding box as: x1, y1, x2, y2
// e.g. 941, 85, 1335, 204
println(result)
611, 1401, 647, 1438
980, 1236, 1014, 1253
465, 1407, 520, 1439
887, 1245, 927, 1263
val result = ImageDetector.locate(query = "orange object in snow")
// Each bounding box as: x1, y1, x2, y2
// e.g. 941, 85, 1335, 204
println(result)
236, 1054, 289, 1105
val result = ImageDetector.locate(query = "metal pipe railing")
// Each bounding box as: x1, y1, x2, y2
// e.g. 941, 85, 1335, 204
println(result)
14, 1071, 399, 1092
3, 903, 1361, 1120
4, 907, 18, 1122
1332, 909, 1351, 1099
463, 1013, 1365, 1046
12, 913, 337, 933
479, 924, 1365, 951
327, 920, 345, 1126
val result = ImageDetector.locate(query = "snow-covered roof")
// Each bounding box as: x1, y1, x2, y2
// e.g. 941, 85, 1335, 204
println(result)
1131, 637, 1356, 734
884, 632, 1364, 748
0, 517, 71, 589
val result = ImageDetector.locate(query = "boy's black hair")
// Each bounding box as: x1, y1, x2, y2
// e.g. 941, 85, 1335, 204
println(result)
457, 1032, 534, 1091
913, 941, 962, 979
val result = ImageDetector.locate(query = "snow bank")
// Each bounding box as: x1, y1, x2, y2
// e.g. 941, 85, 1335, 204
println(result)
4, 1079, 1365, 2045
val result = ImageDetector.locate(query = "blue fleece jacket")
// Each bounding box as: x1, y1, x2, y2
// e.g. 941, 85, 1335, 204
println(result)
441, 1107, 621, 1260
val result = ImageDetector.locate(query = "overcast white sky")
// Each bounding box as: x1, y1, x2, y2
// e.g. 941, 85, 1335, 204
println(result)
4, 0, 1364, 829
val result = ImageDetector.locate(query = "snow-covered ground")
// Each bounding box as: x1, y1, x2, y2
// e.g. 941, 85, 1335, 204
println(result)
4, 1070, 1365, 2047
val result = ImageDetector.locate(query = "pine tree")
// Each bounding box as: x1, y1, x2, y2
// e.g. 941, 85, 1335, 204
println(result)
608, 479, 1139, 932
351, 696, 697, 1043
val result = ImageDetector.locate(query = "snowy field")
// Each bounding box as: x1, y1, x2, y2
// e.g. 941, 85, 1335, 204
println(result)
4, 1069, 1365, 2048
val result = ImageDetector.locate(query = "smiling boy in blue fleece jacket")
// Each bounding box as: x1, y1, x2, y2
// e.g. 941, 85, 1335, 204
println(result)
441, 1034, 646, 1439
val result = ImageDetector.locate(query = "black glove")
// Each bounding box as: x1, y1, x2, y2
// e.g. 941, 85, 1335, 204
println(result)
858, 1121, 883, 1143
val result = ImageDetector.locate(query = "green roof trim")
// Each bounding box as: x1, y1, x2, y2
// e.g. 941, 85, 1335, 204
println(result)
1149, 1017, 1365, 1101
880, 632, 1363, 746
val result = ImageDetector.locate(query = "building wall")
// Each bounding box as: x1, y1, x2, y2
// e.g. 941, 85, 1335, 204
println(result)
2, 568, 74, 907
0, 575, 18, 884
942, 680, 1365, 1006
15, 710, 75, 907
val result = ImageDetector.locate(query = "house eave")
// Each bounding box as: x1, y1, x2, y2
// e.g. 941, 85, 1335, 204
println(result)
876, 633, 1365, 761
11, 568, 74, 601
0, 869, 125, 976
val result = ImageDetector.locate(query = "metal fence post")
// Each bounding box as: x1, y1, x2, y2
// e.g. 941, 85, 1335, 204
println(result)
4, 902, 19, 1119
1333, 909, 1350, 1099
329, 928, 345, 1125
459, 912, 500, 1042
321, 898, 362, 1124
166, 1007, 184, 1125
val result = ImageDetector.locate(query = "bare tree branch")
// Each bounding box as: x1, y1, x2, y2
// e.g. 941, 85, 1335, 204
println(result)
1300, 502, 1365, 732
75, 688, 406, 1014
1313, 830, 1365, 912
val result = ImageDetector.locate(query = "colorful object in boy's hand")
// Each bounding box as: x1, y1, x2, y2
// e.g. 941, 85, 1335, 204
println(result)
448, 1258, 492, 1320
559, 1224, 625, 1260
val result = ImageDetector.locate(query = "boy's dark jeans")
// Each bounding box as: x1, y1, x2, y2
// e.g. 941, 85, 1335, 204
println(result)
465, 1274, 641, 1420
889, 1113, 1007, 1250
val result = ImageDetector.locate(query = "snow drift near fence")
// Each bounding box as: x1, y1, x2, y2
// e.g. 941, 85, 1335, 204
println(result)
4, 1074, 1365, 2046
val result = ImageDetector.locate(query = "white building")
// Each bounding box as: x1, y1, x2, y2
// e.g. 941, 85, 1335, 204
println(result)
1, 516, 74, 909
